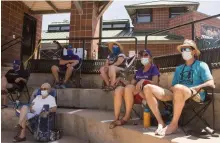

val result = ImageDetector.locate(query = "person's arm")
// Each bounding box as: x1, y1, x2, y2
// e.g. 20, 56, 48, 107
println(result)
151, 75, 159, 85
113, 56, 125, 66
59, 59, 70, 65
191, 62, 215, 91
105, 59, 109, 66
49, 106, 57, 112
49, 97, 57, 113
170, 68, 179, 91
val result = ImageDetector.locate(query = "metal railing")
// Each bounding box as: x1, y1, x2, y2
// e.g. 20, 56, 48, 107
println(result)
38, 36, 138, 60
1, 37, 23, 52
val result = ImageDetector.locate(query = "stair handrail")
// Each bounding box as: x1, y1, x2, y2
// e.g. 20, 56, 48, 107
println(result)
1, 37, 23, 52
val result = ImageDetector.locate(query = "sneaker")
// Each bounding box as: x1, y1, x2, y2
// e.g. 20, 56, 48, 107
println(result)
60, 84, 67, 89
55, 83, 60, 89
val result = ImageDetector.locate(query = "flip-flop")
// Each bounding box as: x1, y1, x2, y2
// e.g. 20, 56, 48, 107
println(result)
109, 119, 127, 129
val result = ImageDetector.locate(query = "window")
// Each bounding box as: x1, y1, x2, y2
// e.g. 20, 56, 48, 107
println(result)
112, 24, 126, 28
170, 7, 188, 18
48, 26, 60, 32
60, 26, 70, 31
137, 9, 152, 23
103, 24, 112, 29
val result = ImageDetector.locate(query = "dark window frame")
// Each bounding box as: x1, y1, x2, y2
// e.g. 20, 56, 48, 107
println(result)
136, 9, 153, 23
169, 7, 188, 18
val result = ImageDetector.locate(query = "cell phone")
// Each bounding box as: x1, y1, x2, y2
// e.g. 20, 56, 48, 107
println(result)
42, 104, 49, 112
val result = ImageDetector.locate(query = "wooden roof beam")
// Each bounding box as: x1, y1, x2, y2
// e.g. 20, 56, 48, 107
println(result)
46, 1, 59, 13
97, 1, 113, 19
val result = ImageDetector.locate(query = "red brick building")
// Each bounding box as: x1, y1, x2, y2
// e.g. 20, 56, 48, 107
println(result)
1, 1, 112, 62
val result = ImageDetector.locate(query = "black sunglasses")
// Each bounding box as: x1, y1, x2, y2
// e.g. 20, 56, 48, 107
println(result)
181, 47, 195, 52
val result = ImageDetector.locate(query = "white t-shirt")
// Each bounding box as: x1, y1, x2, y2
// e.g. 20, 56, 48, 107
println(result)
32, 95, 57, 114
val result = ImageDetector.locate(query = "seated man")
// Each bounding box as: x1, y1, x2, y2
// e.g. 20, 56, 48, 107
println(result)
100, 42, 127, 90
109, 50, 160, 129
13, 83, 57, 142
51, 44, 80, 88
143, 39, 215, 136
1, 60, 29, 109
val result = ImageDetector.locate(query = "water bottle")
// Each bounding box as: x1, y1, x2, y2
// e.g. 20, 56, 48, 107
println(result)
15, 100, 20, 109
143, 108, 151, 128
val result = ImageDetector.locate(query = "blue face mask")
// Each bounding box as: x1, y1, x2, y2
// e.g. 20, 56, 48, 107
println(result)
67, 49, 73, 56
13, 65, 20, 71
112, 46, 120, 55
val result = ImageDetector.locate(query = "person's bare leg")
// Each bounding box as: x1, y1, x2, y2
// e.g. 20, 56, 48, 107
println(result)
1, 76, 8, 105
161, 84, 191, 135
51, 65, 59, 82
109, 66, 123, 86
113, 86, 125, 120
100, 66, 110, 86
18, 106, 29, 125
64, 67, 73, 83
18, 118, 26, 138
122, 85, 136, 121
143, 84, 173, 134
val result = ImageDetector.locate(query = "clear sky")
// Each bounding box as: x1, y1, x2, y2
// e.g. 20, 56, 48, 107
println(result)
42, 0, 220, 31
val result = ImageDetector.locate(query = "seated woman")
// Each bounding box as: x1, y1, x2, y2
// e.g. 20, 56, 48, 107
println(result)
100, 42, 126, 91
109, 49, 160, 129
13, 83, 57, 142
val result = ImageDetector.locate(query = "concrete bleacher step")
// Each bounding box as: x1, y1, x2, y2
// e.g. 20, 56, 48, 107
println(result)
1, 131, 87, 143
2, 108, 220, 143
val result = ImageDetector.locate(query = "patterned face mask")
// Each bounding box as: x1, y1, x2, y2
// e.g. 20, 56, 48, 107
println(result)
141, 58, 149, 65
112, 45, 120, 55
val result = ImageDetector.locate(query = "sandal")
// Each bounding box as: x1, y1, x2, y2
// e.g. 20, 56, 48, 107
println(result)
13, 136, 26, 142
109, 119, 127, 129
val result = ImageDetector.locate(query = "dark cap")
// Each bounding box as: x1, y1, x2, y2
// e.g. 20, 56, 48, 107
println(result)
139, 49, 152, 57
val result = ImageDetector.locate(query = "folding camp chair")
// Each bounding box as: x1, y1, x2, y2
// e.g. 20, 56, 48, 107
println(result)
162, 63, 217, 137
16, 88, 57, 134
59, 58, 82, 88
7, 63, 31, 105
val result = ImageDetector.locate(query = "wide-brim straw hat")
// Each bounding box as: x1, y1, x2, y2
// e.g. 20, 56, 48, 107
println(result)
108, 42, 123, 52
177, 39, 200, 56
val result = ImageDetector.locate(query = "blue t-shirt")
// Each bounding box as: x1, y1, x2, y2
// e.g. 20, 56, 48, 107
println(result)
172, 60, 213, 101
134, 64, 160, 82
59, 54, 80, 69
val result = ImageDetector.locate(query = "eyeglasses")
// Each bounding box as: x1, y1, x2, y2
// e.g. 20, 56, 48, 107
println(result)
40, 88, 48, 90
181, 47, 195, 52
142, 53, 149, 57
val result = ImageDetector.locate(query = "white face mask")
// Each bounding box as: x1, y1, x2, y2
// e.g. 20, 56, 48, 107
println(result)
41, 90, 48, 97
141, 58, 149, 65
182, 51, 193, 61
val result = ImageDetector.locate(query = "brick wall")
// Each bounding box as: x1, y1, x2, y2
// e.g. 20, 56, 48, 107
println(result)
1, 1, 42, 63
133, 8, 169, 31
193, 11, 220, 37
70, 1, 100, 59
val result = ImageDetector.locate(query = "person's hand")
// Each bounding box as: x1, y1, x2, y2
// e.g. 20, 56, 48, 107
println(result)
66, 64, 71, 68
30, 108, 35, 113
136, 79, 145, 91
15, 78, 21, 83
190, 86, 201, 92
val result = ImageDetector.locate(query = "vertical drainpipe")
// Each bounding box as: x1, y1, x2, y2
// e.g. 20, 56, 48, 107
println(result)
99, 16, 103, 59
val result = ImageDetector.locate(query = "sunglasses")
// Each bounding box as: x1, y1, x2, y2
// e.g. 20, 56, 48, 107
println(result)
40, 88, 48, 90
181, 47, 195, 52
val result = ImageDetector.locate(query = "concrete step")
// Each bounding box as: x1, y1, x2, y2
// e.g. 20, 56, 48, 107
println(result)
26, 69, 220, 92
2, 108, 220, 143
1, 131, 87, 143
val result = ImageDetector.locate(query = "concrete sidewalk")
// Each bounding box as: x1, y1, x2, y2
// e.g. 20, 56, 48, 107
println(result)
1, 131, 87, 143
